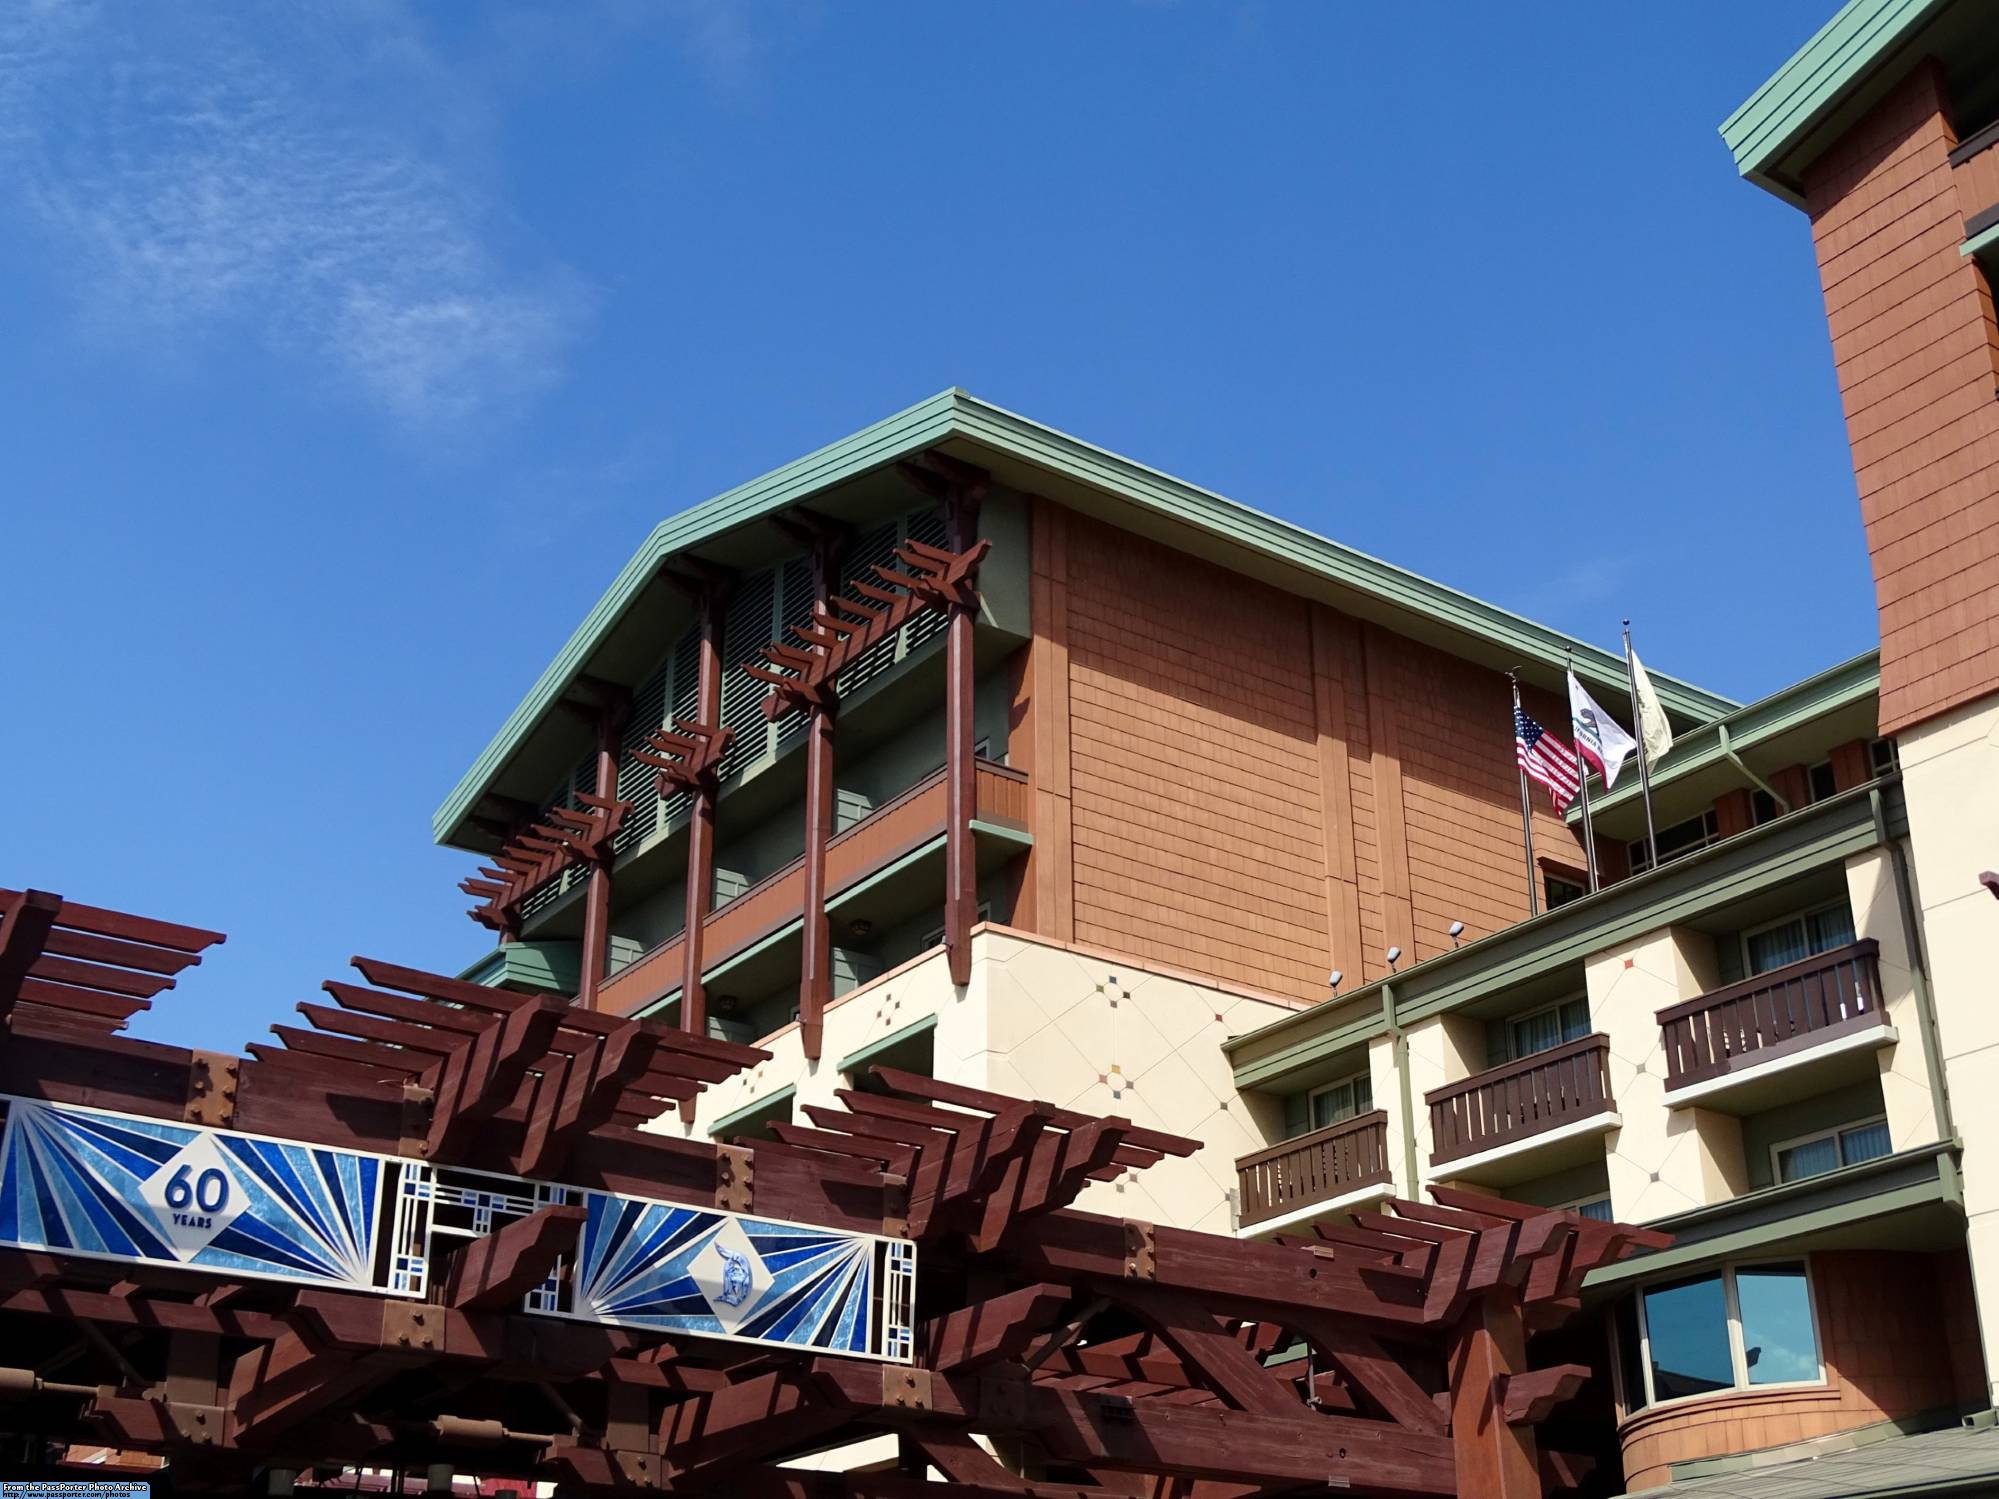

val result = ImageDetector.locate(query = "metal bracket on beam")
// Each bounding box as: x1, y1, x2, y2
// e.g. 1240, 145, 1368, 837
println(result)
715, 1145, 755, 1214
1122, 1219, 1157, 1281
183, 1051, 240, 1129
399, 1082, 434, 1157
882, 1179, 910, 1239
381, 1301, 440, 1354
883, 1365, 933, 1411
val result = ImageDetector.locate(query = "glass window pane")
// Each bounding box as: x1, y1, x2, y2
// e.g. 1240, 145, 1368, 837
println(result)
1775, 1135, 1841, 1183
1807, 905, 1856, 953
1512, 1009, 1561, 1058
1575, 1198, 1614, 1222
1613, 1295, 1647, 1413
1353, 1073, 1374, 1115
1644, 1274, 1734, 1401
1310, 1087, 1339, 1130
1748, 919, 1810, 975
1839, 1121, 1891, 1166
1736, 1264, 1819, 1386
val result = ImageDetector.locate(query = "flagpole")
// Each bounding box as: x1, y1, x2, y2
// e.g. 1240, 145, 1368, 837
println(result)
1624, 618, 1660, 873
1510, 672, 1540, 917
1575, 741, 1600, 892
1567, 654, 1601, 893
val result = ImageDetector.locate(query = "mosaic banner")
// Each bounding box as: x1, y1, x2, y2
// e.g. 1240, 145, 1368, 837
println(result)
0, 1098, 386, 1291
0, 1097, 915, 1362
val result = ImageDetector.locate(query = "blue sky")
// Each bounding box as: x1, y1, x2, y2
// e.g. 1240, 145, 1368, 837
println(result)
2, 1, 1864, 1051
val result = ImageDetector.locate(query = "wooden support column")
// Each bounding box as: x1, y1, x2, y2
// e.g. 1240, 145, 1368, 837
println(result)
681, 586, 727, 1039
1447, 1286, 1540, 1499
579, 703, 625, 1010
943, 482, 984, 986
798, 533, 843, 1060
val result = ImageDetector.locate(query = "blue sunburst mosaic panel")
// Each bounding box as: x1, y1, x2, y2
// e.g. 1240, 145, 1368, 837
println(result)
0, 1098, 387, 1291
566, 1192, 916, 1361
0, 1097, 918, 1362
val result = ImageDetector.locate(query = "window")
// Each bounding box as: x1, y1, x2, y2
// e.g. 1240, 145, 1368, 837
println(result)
1545, 874, 1587, 909
1613, 1261, 1823, 1412
1628, 810, 1719, 876
1807, 761, 1838, 803
1309, 1071, 1374, 1130
1870, 738, 1899, 776
1508, 997, 1591, 1060
1743, 902, 1855, 976
1772, 1117, 1891, 1184
1555, 1195, 1613, 1222
1752, 788, 1780, 825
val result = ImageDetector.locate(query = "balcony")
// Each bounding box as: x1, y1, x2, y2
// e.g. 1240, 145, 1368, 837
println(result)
599, 757, 1029, 1018
1234, 1111, 1393, 1234
1658, 940, 1895, 1112
1427, 1035, 1617, 1182
1952, 117, 1999, 256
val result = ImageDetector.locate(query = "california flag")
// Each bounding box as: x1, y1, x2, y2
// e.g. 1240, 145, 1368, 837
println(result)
1629, 648, 1675, 765
1567, 671, 1637, 789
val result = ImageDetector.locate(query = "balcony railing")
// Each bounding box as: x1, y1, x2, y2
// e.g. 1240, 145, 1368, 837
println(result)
1235, 1111, 1391, 1228
1658, 939, 1886, 1091
1427, 1035, 1613, 1167
598, 757, 1027, 1015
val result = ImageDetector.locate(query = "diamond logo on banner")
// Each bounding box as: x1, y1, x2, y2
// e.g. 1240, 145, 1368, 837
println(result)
138, 1132, 244, 1260
690, 1216, 768, 1333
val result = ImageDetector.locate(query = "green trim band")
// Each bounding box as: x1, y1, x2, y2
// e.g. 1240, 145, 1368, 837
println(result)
1720, 0, 1950, 204
710, 1084, 796, 1139
837, 1013, 938, 1075
1582, 1142, 1959, 1288
1227, 782, 1889, 1090
1566, 651, 1879, 824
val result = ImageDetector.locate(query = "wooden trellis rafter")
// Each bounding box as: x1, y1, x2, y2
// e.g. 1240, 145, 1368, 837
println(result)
744, 536, 989, 719
0, 882, 1673, 1498
459, 791, 631, 936
629, 719, 734, 795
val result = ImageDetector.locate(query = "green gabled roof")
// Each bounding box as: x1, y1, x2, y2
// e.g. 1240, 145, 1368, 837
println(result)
433, 389, 1737, 847
1721, 0, 1952, 205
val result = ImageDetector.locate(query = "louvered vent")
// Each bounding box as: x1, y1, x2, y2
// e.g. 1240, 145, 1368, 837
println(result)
663, 625, 702, 827
834, 520, 901, 695
612, 652, 671, 856
903, 506, 951, 654
718, 569, 778, 783
774, 553, 817, 749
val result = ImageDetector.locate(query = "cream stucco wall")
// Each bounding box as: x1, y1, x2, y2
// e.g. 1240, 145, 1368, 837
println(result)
1402, 1010, 1484, 1179
1845, 846, 1940, 1152
1896, 695, 1999, 1399
1586, 925, 1748, 1224
666, 925, 1301, 1236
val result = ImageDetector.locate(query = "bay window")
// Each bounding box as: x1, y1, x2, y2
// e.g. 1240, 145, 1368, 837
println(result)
1614, 1260, 1823, 1413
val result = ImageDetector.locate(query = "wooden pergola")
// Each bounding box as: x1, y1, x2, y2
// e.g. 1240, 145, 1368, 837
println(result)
0, 885, 1663, 1496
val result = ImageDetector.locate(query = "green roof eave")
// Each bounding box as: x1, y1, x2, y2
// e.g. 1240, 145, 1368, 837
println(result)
1563, 650, 1880, 827
434, 390, 1736, 846
1720, 0, 1951, 205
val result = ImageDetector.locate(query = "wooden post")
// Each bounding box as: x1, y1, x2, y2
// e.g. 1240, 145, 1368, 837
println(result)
1447, 1286, 1540, 1499
943, 486, 983, 986
680, 587, 726, 1039
798, 536, 841, 1060
578, 705, 623, 1010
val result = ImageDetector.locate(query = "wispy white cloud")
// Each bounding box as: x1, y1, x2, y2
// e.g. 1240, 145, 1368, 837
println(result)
0, 0, 587, 427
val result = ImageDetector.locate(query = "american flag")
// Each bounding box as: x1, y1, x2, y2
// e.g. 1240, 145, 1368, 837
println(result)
1515, 706, 1580, 810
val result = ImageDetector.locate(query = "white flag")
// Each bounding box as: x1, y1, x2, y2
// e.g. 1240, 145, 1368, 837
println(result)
1629, 647, 1674, 765
1567, 671, 1637, 789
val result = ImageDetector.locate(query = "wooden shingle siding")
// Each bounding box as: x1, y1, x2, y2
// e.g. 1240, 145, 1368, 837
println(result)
1806, 62, 1999, 733
1023, 505, 1586, 1003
